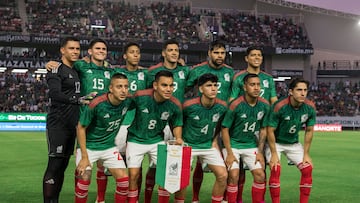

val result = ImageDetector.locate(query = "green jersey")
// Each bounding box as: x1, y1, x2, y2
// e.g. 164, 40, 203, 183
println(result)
147, 62, 190, 103
79, 94, 134, 150
230, 70, 276, 101
268, 97, 316, 144
73, 60, 113, 96
187, 62, 234, 101
222, 96, 270, 149
182, 97, 227, 149
113, 65, 148, 125
127, 89, 183, 144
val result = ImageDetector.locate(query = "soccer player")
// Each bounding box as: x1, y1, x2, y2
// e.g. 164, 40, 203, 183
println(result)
221, 74, 270, 203
144, 39, 190, 202
177, 73, 228, 203
229, 46, 277, 203
74, 73, 133, 203
43, 37, 82, 203
126, 70, 183, 203
186, 40, 234, 203
266, 78, 316, 203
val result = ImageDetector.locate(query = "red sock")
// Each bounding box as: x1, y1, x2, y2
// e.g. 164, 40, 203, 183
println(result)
226, 184, 238, 203
115, 177, 129, 203
145, 168, 155, 203
237, 170, 246, 202
127, 189, 138, 203
75, 179, 90, 203
96, 167, 108, 202
175, 197, 185, 203
212, 195, 223, 203
158, 187, 170, 203
299, 163, 313, 203
192, 161, 203, 201
269, 164, 281, 203
252, 181, 266, 203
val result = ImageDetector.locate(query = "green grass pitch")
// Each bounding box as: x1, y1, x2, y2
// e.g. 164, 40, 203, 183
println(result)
0, 130, 359, 203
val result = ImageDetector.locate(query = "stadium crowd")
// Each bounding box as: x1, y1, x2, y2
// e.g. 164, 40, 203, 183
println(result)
3, 0, 312, 47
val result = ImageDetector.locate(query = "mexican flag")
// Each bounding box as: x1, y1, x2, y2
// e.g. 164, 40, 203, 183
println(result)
156, 144, 192, 193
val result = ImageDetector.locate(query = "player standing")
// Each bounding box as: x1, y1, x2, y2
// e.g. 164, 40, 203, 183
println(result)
126, 70, 184, 203
177, 73, 228, 203
43, 37, 81, 203
74, 73, 133, 203
266, 78, 316, 203
221, 74, 270, 203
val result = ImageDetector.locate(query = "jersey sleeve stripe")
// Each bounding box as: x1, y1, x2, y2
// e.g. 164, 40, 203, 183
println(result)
134, 89, 153, 97
89, 94, 108, 109
233, 70, 247, 80
273, 97, 289, 112
229, 96, 245, 111
147, 62, 163, 71
170, 96, 182, 109
304, 99, 316, 110
183, 97, 200, 109
215, 98, 228, 107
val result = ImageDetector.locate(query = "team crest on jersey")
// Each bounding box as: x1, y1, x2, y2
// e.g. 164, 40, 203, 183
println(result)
212, 113, 220, 122
263, 80, 269, 88
178, 71, 185, 79
122, 107, 128, 115
138, 72, 145, 80
257, 111, 264, 120
301, 114, 308, 123
161, 112, 170, 120
224, 73, 230, 82
104, 71, 111, 79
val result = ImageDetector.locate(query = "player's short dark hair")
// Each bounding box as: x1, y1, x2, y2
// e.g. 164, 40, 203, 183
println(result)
198, 73, 218, 86
246, 46, 263, 56
243, 73, 259, 84
163, 39, 179, 50
155, 70, 173, 82
111, 73, 128, 81
209, 40, 226, 51
288, 77, 309, 90
60, 37, 80, 48
124, 42, 140, 53
89, 38, 108, 49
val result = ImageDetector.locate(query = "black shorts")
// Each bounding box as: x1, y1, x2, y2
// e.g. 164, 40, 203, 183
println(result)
46, 128, 76, 157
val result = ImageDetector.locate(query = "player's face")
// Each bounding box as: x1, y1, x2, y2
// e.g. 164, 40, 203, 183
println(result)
124, 45, 140, 66
109, 78, 129, 102
153, 76, 174, 101
244, 77, 261, 98
289, 82, 308, 104
200, 81, 218, 99
245, 50, 263, 68
209, 47, 226, 67
88, 42, 107, 62
61, 40, 80, 63
162, 44, 179, 64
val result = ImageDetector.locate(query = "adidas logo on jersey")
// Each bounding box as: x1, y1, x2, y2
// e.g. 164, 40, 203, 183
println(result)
86, 70, 93, 74
142, 108, 149, 113
193, 115, 200, 120
104, 113, 110, 118
241, 114, 247, 118
285, 116, 291, 120
69, 74, 73, 78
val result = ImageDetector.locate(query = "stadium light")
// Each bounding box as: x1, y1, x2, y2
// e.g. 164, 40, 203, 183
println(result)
35, 69, 48, 74
0, 67, 6, 72
11, 69, 28, 73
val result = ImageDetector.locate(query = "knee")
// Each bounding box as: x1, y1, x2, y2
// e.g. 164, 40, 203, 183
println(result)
299, 163, 313, 178
253, 169, 266, 183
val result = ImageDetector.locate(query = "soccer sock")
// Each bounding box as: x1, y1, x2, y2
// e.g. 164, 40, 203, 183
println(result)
75, 179, 90, 203
299, 163, 313, 203
115, 177, 129, 203
43, 157, 68, 203
96, 166, 108, 202
252, 181, 266, 203
269, 164, 281, 203
175, 197, 185, 203
192, 160, 203, 201
212, 195, 224, 203
158, 187, 170, 203
145, 168, 156, 203
226, 184, 238, 203
127, 189, 138, 203
237, 167, 246, 203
